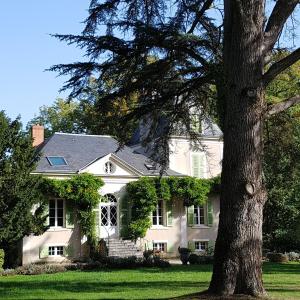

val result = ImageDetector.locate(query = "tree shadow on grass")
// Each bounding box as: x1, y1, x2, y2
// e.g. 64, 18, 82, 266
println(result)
0, 279, 208, 299
262, 262, 300, 275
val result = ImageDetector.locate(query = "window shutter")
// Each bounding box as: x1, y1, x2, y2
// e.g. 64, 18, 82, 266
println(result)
166, 201, 173, 226
65, 201, 75, 229
187, 241, 195, 252
120, 198, 130, 237
39, 246, 48, 259
44, 202, 49, 227
187, 206, 194, 227
94, 209, 100, 238
147, 241, 153, 250
192, 153, 205, 178
207, 199, 213, 227
64, 244, 74, 257
167, 242, 175, 253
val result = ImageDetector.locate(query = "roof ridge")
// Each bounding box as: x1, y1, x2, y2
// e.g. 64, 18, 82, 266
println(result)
54, 132, 113, 138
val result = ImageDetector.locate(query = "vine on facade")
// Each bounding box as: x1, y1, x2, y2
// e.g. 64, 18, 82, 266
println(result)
41, 173, 104, 247
124, 176, 220, 240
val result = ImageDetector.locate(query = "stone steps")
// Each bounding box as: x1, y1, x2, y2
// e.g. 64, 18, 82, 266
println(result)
106, 239, 143, 258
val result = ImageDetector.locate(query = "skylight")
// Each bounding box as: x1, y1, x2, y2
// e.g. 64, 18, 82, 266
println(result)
47, 156, 68, 166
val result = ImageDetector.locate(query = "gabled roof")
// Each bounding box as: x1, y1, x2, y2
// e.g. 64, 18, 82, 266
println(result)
35, 133, 182, 176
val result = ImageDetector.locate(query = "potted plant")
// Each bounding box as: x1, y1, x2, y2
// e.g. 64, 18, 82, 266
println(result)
178, 247, 191, 265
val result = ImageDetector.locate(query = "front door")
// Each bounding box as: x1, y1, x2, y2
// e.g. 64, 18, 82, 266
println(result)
100, 194, 118, 239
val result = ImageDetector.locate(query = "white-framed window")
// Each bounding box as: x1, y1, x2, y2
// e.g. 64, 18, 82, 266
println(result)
104, 161, 116, 174
152, 200, 163, 226
48, 246, 64, 256
195, 241, 208, 252
194, 205, 205, 225
153, 242, 166, 252
49, 199, 64, 227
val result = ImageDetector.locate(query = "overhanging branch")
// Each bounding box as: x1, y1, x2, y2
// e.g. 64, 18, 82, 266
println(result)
263, 0, 299, 56
266, 95, 300, 118
263, 48, 300, 86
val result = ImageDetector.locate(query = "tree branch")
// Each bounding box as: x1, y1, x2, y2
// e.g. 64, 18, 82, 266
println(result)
266, 95, 300, 117
263, 0, 299, 55
263, 48, 300, 86
187, 0, 214, 34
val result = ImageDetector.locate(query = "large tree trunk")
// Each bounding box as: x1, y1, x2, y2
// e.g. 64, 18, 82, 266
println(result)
209, 0, 267, 296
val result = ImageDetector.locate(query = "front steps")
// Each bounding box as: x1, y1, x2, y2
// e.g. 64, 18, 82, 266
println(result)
106, 239, 143, 258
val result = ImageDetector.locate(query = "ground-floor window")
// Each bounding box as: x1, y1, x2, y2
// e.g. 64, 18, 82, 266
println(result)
194, 241, 208, 252
153, 242, 166, 252
48, 246, 64, 256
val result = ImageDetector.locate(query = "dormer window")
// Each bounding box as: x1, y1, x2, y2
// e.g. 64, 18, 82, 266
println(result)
47, 156, 68, 166
104, 161, 116, 174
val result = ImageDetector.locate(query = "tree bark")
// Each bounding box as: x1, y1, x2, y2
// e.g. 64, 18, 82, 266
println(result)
209, 0, 267, 296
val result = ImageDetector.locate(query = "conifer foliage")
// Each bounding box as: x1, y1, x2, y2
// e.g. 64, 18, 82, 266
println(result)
0, 112, 46, 267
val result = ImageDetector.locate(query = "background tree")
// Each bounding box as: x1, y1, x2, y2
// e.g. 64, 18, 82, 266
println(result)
0, 112, 46, 267
28, 78, 139, 140
51, 0, 300, 297
263, 56, 300, 252
27, 98, 84, 138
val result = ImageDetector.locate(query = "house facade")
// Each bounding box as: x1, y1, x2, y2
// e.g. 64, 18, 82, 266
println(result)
22, 122, 223, 264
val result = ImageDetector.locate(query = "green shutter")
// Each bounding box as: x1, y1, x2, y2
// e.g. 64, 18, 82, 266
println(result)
64, 245, 74, 257
188, 241, 195, 252
147, 241, 153, 250
39, 246, 48, 259
120, 197, 130, 237
95, 209, 100, 238
65, 201, 75, 229
44, 201, 49, 227
166, 201, 173, 226
207, 199, 213, 227
192, 154, 200, 177
167, 242, 175, 253
187, 206, 194, 226
192, 153, 205, 178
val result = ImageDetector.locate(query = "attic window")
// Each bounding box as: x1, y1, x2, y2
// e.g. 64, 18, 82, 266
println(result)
47, 156, 68, 166
145, 163, 156, 170
104, 161, 116, 174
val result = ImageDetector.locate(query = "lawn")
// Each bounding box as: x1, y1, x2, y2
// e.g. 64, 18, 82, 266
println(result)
0, 263, 299, 299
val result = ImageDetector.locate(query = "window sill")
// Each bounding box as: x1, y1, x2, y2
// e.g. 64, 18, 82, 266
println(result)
47, 227, 72, 232
150, 226, 169, 230
191, 225, 211, 229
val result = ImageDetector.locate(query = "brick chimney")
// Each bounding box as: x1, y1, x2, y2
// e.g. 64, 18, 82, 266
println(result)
32, 125, 44, 147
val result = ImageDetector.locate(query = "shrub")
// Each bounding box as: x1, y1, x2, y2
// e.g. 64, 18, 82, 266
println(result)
178, 247, 191, 265
286, 252, 300, 261
267, 253, 289, 263
15, 264, 67, 275
0, 249, 4, 270
188, 254, 214, 265
188, 253, 200, 265
143, 250, 154, 260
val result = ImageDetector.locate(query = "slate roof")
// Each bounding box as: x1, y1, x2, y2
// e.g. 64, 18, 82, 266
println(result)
130, 115, 222, 146
35, 133, 182, 176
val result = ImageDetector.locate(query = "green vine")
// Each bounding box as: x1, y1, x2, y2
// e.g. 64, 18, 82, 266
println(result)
41, 173, 104, 247
125, 176, 220, 240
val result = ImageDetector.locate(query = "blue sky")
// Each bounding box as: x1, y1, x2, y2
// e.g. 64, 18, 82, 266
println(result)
0, 1, 90, 125
0, 2, 299, 126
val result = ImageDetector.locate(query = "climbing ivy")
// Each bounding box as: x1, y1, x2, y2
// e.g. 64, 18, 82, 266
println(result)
41, 173, 104, 247
125, 176, 220, 240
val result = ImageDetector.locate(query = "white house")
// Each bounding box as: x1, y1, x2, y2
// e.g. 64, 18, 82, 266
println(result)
22, 120, 223, 264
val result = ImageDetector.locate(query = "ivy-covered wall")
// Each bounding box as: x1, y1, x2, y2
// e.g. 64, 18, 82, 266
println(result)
41, 173, 104, 247
122, 176, 220, 240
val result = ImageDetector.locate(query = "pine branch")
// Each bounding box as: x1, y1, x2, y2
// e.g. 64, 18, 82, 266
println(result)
263, 0, 299, 56
187, 0, 214, 34
263, 48, 300, 86
266, 95, 300, 117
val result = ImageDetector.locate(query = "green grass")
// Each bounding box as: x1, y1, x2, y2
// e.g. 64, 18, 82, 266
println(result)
0, 263, 299, 299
